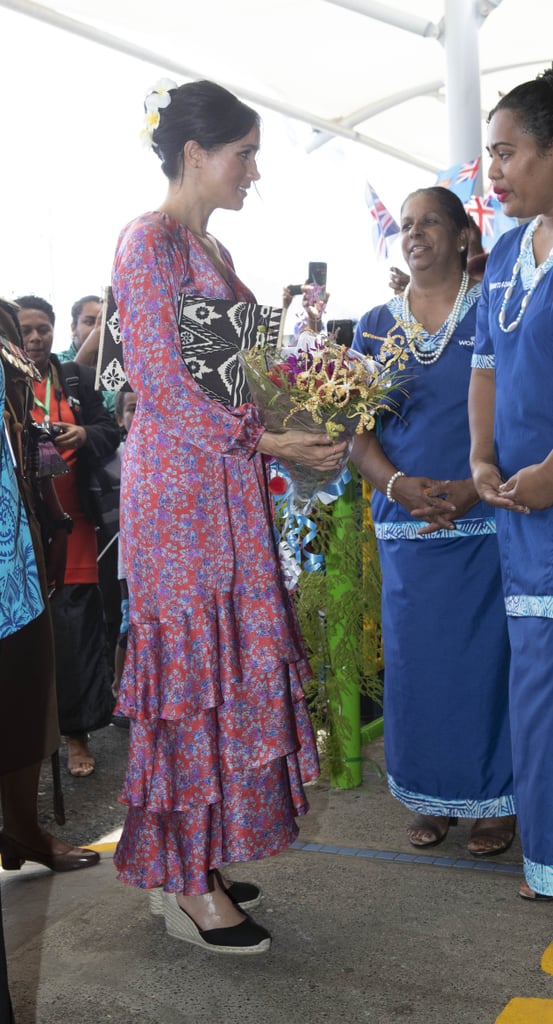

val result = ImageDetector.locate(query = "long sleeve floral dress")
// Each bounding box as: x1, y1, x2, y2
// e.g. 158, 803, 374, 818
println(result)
112, 212, 319, 894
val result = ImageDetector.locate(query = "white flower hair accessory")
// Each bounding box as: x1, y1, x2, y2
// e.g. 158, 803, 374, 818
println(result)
140, 78, 177, 148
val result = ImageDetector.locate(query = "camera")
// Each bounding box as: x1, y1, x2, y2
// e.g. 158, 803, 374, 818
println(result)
287, 284, 303, 296
31, 420, 64, 443
45, 422, 64, 439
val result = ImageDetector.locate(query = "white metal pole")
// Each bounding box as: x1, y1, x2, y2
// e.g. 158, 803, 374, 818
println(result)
443, 0, 484, 194
323, 0, 440, 38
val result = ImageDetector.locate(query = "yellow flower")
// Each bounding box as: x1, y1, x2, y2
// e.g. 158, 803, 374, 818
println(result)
140, 77, 177, 148
242, 338, 404, 443
140, 110, 160, 148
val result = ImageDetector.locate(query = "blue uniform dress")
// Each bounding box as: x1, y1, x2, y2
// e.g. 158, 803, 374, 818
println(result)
353, 287, 514, 818
473, 221, 553, 893
0, 362, 43, 639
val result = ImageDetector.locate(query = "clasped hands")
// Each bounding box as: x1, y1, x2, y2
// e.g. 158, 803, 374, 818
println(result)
473, 461, 553, 514
395, 476, 478, 536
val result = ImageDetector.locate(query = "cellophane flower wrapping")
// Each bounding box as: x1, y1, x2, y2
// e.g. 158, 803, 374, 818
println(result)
240, 337, 401, 515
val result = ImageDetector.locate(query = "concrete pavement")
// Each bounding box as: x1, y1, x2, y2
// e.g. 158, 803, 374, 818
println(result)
2, 730, 553, 1024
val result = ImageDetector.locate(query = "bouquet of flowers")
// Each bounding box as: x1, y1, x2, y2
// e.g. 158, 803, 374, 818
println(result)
240, 336, 403, 514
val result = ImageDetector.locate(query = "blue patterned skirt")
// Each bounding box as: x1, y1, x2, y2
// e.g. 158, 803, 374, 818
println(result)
379, 532, 514, 817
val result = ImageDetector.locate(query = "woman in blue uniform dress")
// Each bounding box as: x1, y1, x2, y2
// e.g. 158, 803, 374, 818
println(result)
352, 187, 515, 854
469, 67, 553, 899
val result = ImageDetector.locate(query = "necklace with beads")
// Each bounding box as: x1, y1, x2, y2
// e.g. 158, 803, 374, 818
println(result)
401, 270, 469, 365
498, 217, 553, 333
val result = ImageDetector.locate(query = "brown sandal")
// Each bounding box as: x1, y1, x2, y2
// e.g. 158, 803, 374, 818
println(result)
519, 880, 553, 902
406, 814, 458, 848
66, 735, 95, 778
466, 815, 516, 857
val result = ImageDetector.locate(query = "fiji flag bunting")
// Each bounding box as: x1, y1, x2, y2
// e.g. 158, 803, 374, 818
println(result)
483, 186, 518, 248
435, 157, 481, 204
365, 181, 400, 260
466, 189, 517, 249
465, 195, 496, 241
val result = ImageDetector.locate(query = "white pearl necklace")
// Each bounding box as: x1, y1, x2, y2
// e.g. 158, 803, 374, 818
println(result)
498, 217, 553, 333
401, 271, 469, 365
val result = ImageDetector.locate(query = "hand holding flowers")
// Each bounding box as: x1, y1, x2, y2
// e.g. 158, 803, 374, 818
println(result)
243, 335, 404, 513
257, 427, 348, 472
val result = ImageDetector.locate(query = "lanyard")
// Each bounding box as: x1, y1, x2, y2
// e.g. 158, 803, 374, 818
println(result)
34, 372, 52, 421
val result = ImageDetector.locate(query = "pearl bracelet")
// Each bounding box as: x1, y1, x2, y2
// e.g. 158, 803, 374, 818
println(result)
385, 470, 405, 503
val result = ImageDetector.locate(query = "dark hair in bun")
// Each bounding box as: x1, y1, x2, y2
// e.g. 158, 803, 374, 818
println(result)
151, 79, 260, 180
488, 65, 553, 152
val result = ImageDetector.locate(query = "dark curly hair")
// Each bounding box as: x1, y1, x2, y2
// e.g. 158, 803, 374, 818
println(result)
14, 294, 55, 326
150, 79, 260, 181
488, 65, 553, 153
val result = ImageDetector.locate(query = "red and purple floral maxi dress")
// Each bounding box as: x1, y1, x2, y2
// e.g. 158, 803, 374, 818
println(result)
112, 212, 319, 893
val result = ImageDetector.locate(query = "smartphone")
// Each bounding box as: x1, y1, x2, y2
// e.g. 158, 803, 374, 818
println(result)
308, 262, 327, 288
327, 319, 354, 347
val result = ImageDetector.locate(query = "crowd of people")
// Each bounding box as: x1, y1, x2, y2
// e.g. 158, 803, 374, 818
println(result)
2, 59, 553, 1013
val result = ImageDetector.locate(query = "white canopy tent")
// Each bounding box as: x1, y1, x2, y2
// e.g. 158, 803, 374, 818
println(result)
0, 0, 549, 321
1, 0, 548, 171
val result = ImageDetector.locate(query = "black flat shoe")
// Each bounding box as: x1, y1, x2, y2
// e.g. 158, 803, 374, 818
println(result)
406, 815, 458, 849
0, 831, 100, 873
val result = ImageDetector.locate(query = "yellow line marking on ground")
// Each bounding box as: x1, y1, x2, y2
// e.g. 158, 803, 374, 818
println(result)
88, 842, 117, 853
541, 943, 553, 976
495, 998, 553, 1022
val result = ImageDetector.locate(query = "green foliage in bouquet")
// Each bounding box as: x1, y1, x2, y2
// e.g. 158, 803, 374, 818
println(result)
278, 469, 383, 783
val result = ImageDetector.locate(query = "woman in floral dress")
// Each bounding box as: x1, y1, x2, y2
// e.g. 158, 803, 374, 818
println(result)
111, 79, 347, 954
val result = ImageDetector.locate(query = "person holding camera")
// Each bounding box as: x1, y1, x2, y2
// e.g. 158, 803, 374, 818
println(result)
282, 274, 329, 353
16, 295, 120, 778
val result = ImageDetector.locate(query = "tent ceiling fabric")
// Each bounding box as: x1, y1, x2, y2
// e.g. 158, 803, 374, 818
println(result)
1, 0, 550, 173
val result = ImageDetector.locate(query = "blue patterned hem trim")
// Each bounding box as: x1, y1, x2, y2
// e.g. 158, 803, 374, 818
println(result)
387, 773, 516, 817
471, 353, 494, 369
375, 517, 497, 541
523, 857, 553, 896
505, 595, 553, 618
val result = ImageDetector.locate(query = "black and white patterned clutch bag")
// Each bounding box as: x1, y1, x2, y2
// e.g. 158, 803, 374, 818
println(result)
96, 287, 283, 408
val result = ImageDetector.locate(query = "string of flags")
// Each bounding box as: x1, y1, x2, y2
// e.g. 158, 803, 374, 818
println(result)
365, 157, 517, 261
435, 157, 481, 204
364, 181, 400, 259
